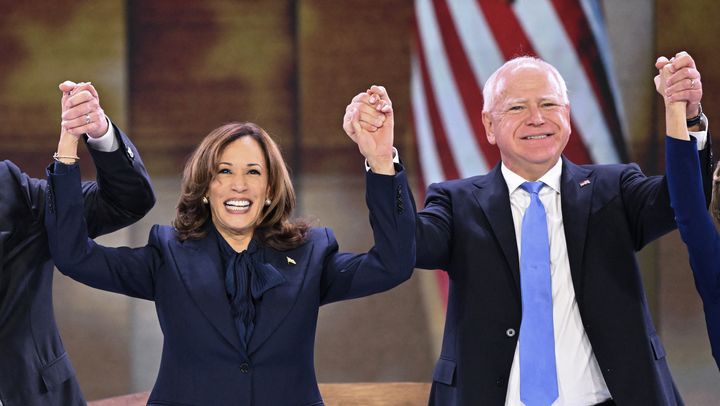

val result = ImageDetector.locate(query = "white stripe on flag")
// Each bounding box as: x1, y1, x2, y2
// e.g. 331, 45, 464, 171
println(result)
513, 0, 621, 164
446, 0, 505, 87
416, 0, 489, 177
411, 55, 445, 186
580, 0, 629, 142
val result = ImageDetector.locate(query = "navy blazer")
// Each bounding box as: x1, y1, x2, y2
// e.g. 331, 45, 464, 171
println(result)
45, 164, 415, 406
666, 136, 720, 370
0, 126, 155, 406
416, 152, 711, 406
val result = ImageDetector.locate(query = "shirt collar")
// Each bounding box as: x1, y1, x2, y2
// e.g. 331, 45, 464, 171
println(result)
501, 158, 563, 195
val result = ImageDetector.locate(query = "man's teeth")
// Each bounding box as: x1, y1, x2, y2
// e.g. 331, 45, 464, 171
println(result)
225, 200, 250, 208
526, 135, 547, 140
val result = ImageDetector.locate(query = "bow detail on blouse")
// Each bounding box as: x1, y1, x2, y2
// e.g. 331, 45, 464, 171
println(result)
220, 237, 286, 351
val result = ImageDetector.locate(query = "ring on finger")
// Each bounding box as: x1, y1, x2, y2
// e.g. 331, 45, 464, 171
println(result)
84, 114, 91, 125
690, 79, 696, 89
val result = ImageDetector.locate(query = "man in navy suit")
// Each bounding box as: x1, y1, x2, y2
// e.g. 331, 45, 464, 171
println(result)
345, 54, 711, 405
0, 82, 155, 405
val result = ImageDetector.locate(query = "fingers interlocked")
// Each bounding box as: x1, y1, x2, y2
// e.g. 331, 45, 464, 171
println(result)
59, 81, 107, 138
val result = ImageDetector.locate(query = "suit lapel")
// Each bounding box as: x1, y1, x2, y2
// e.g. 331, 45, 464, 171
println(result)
248, 242, 312, 355
169, 236, 243, 353
0, 232, 6, 281
560, 158, 594, 304
473, 165, 521, 296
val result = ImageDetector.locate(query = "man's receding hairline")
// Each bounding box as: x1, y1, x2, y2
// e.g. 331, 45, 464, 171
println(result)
484, 57, 568, 112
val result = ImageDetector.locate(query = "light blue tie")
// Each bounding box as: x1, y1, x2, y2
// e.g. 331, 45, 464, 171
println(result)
519, 181, 558, 406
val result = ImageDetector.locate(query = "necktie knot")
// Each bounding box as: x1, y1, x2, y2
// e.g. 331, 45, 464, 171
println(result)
521, 181, 544, 195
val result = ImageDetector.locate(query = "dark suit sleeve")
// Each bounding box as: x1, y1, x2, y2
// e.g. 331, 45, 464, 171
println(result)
620, 136, 712, 250
415, 183, 453, 270
81, 122, 156, 238
45, 162, 158, 300
617, 163, 676, 249
0, 160, 49, 225
319, 165, 415, 305
1, 124, 153, 236
666, 136, 720, 297
666, 136, 720, 368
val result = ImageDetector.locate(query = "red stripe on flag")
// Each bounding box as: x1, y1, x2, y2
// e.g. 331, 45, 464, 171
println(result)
551, 0, 627, 161
431, 0, 500, 167
414, 26, 461, 180
476, 0, 535, 59
476, 0, 592, 164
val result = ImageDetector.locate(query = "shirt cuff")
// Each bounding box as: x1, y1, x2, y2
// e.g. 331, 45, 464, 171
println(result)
86, 117, 119, 152
689, 115, 710, 150
364, 147, 400, 172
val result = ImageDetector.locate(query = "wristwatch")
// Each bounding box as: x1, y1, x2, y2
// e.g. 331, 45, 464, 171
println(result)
686, 103, 706, 130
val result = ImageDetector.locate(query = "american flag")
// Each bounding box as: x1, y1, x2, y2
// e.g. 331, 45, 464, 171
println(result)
411, 0, 628, 309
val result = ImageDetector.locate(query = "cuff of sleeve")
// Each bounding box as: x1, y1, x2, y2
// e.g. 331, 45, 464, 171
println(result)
365, 147, 400, 172
666, 135, 699, 160
689, 129, 708, 150
366, 162, 405, 179
689, 114, 709, 150
49, 161, 79, 175
86, 117, 119, 152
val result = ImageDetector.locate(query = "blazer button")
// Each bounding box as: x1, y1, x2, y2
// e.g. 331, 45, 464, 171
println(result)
239, 362, 250, 373
506, 328, 516, 337
496, 377, 505, 387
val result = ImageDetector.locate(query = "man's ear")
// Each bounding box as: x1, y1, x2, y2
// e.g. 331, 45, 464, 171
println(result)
482, 111, 496, 145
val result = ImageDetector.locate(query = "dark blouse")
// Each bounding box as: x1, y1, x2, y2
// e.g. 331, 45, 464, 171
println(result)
212, 226, 286, 351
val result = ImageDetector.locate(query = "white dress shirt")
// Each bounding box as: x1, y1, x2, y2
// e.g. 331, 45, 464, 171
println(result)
85, 116, 118, 152
502, 159, 611, 406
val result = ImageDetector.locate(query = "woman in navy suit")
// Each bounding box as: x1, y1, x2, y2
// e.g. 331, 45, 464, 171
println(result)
661, 53, 720, 370
45, 117, 415, 405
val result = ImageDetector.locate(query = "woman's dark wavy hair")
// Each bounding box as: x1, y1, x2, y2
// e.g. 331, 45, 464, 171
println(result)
712, 163, 720, 225
172, 122, 308, 250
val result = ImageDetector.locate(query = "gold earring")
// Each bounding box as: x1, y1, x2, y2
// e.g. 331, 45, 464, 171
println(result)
202, 196, 209, 204
265, 199, 271, 206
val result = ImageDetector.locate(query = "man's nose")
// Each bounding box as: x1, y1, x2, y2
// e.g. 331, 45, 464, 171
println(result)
526, 105, 545, 126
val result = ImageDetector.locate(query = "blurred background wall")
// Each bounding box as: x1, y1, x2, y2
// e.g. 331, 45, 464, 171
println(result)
1, 0, 718, 403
